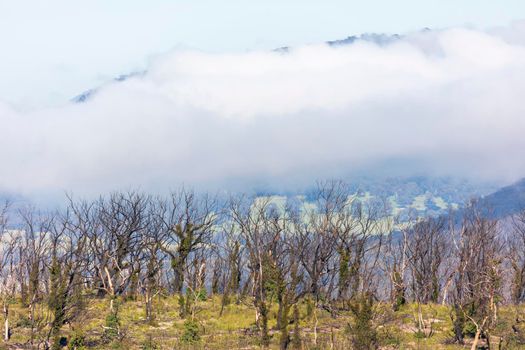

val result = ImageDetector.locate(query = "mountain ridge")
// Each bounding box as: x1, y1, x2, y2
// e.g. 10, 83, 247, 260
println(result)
72, 32, 402, 103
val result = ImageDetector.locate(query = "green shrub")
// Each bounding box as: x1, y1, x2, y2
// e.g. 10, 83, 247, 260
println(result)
196, 288, 207, 301
414, 330, 426, 339
68, 329, 86, 350
181, 320, 201, 344
15, 315, 32, 328
104, 312, 121, 341
346, 293, 378, 350
463, 320, 477, 338
305, 297, 314, 320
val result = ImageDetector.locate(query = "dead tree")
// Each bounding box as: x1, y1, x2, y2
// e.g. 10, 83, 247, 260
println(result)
89, 192, 149, 314
336, 193, 387, 305
156, 189, 217, 320
139, 213, 164, 324
46, 209, 89, 349
406, 216, 448, 305
230, 196, 283, 347
383, 224, 408, 311
216, 222, 244, 315
291, 192, 337, 346
157, 189, 217, 296
451, 203, 504, 347
0, 202, 18, 342
18, 206, 52, 342
510, 209, 525, 304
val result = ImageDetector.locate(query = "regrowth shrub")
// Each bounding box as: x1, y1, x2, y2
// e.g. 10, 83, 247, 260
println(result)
68, 329, 86, 350
346, 293, 378, 350
181, 319, 201, 344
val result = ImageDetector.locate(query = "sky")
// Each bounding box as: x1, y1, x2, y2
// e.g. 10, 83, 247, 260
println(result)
2, 0, 525, 108
1, 1, 525, 200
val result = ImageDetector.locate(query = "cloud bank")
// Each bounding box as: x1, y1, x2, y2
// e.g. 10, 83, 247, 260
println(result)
2, 23, 525, 197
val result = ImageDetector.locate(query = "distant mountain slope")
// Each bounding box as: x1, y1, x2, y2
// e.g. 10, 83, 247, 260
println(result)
71, 71, 145, 103
477, 178, 525, 218
326, 33, 402, 47
1, 176, 514, 221
73, 32, 402, 103
257, 176, 497, 220
274, 32, 402, 52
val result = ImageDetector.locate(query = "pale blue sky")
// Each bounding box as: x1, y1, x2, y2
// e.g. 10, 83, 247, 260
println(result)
1, 0, 525, 108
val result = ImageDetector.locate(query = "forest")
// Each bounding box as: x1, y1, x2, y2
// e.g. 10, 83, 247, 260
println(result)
0, 180, 524, 349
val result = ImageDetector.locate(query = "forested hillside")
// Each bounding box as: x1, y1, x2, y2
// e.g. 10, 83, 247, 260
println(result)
0, 180, 524, 349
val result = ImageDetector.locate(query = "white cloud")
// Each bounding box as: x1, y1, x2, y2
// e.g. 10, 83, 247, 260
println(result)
1, 26, 525, 197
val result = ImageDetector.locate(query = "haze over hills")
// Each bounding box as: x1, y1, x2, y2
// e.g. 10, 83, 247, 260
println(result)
63, 31, 525, 220
18, 31, 523, 216
255, 175, 525, 221
3, 25, 525, 207
342, 176, 525, 220
1, 175, 506, 220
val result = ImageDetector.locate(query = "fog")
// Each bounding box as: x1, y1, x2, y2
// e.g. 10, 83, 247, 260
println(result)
1, 24, 525, 199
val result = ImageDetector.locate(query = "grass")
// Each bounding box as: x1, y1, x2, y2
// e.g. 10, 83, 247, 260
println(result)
0, 295, 523, 349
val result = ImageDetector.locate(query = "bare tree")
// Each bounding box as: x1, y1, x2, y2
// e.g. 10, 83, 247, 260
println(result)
383, 224, 408, 311
230, 195, 282, 347
158, 190, 217, 295
406, 216, 448, 304
451, 203, 504, 348
0, 202, 18, 342
139, 212, 164, 324
89, 192, 149, 314
216, 221, 244, 316
510, 209, 525, 304
18, 206, 52, 346
336, 192, 387, 304
402, 216, 449, 337
265, 202, 305, 350
156, 189, 217, 319
291, 191, 337, 346
46, 209, 89, 349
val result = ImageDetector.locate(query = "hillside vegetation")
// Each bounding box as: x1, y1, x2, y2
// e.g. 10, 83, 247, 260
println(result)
1, 296, 524, 349
0, 180, 524, 349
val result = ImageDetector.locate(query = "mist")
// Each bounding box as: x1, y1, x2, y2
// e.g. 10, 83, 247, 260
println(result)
2, 24, 525, 199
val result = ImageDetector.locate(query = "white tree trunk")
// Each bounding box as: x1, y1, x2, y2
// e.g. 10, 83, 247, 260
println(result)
313, 307, 318, 346
3, 303, 9, 341
470, 327, 481, 350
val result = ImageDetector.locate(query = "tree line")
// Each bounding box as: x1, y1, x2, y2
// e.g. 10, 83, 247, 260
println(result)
0, 180, 523, 349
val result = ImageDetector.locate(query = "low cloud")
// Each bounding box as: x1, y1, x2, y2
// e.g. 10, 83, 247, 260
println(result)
2, 24, 525, 198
